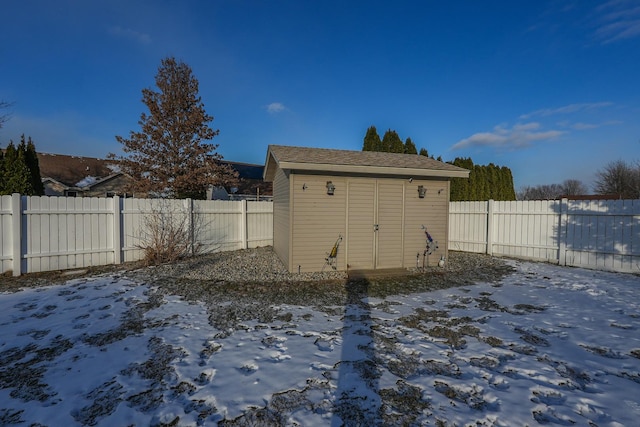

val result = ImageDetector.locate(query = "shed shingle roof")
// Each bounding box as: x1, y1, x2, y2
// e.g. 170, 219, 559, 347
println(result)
264, 145, 469, 181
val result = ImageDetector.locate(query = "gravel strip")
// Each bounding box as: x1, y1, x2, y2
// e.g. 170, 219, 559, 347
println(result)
125, 247, 515, 307
1, 246, 515, 305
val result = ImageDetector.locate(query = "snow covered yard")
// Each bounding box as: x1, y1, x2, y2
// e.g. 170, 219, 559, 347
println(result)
1, 259, 639, 426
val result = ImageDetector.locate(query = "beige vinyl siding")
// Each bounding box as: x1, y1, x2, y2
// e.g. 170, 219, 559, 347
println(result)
403, 179, 449, 267
346, 179, 376, 270
291, 174, 347, 273
272, 167, 291, 269
376, 180, 404, 268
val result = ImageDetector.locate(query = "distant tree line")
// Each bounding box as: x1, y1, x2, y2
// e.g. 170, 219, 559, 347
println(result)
518, 179, 588, 200
518, 160, 639, 200
0, 135, 44, 196
361, 126, 516, 201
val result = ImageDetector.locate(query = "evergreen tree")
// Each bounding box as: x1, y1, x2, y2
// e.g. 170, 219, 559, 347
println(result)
419, 148, 429, 157
1, 142, 17, 195
450, 157, 473, 201
404, 137, 418, 154
487, 163, 498, 199
362, 126, 381, 151
0, 149, 4, 194
111, 56, 237, 199
21, 135, 44, 196
382, 129, 404, 153
3, 141, 33, 195
449, 157, 515, 201
503, 167, 516, 200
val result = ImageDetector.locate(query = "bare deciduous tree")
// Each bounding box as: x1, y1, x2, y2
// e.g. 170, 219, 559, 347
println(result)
561, 179, 588, 197
111, 57, 237, 199
518, 179, 589, 200
593, 159, 639, 199
518, 184, 563, 200
0, 100, 14, 129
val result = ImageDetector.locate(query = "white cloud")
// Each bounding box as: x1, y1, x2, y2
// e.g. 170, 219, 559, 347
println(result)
571, 122, 598, 130
520, 102, 613, 119
452, 122, 565, 150
594, 1, 640, 44
108, 26, 152, 45
266, 102, 286, 114
557, 119, 623, 130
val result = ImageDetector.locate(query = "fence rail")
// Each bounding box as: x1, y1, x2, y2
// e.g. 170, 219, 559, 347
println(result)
2, 195, 638, 276
449, 198, 640, 273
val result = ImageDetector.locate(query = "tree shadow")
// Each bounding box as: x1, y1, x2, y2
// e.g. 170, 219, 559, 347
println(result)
331, 277, 381, 426
551, 198, 640, 273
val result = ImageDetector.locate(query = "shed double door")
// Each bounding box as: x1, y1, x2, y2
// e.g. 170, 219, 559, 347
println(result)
347, 180, 404, 270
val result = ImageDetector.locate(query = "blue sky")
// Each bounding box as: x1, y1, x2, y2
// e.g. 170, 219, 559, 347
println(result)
1, 0, 639, 191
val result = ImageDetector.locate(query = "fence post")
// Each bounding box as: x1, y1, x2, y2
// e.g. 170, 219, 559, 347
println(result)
558, 198, 568, 266
11, 193, 22, 276
112, 196, 122, 265
241, 199, 248, 250
185, 198, 194, 256
486, 199, 494, 256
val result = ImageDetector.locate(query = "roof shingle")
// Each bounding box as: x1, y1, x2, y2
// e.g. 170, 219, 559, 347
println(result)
264, 145, 469, 181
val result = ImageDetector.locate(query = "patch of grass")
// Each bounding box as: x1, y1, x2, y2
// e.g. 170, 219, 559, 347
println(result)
514, 327, 550, 347
0, 409, 24, 425
380, 380, 431, 425
72, 380, 124, 426
512, 303, 546, 313
580, 344, 626, 359
538, 355, 592, 391
480, 336, 503, 347
475, 296, 508, 312
433, 381, 492, 410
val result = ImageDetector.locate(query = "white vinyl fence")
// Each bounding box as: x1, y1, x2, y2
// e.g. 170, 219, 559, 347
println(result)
0, 195, 273, 276
2, 195, 639, 276
449, 199, 640, 273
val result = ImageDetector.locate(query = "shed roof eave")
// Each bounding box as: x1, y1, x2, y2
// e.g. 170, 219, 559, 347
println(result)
263, 151, 278, 182
275, 161, 470, 179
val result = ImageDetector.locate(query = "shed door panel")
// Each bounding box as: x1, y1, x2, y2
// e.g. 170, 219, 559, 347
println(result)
376, 181, 404, 269
347, 181, 375, 269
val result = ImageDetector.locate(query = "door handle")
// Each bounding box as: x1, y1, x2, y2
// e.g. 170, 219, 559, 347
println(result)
374, 224, 379, 231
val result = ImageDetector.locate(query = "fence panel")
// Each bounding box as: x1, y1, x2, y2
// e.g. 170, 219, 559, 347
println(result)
450, 198, 640, 273
121, 198, 190, 262
194, 200, 244, 253
247, 201, 274, 248
564, 199, 640, 272
22, 196, 115, 273
448, 201, 488, 253
492, 200, 559, 262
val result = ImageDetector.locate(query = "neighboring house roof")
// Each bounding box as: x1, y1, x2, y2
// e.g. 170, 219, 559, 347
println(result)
42, 172, 134, 195
86, 172, 129, 188
229, 162, 266, 180
263, 145, 470, 181
36, 152, 272, 196
38, 153, 115, 187
41, 177, 69, 196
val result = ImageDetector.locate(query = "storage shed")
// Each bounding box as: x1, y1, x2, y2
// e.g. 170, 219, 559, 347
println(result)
263, 145, 469, 273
